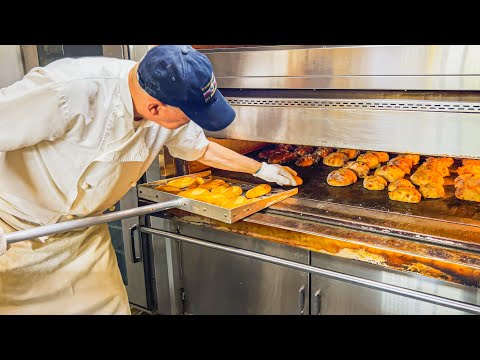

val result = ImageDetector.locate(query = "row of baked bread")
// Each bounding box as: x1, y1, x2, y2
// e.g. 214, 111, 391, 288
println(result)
454, 159, 480, 202
258, 144, 336, 167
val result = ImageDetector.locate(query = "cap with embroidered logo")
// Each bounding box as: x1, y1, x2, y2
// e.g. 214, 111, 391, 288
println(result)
137, 45, 236, 131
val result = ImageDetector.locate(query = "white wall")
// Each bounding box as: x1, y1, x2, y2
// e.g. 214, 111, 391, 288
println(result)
0, 45, 24, 88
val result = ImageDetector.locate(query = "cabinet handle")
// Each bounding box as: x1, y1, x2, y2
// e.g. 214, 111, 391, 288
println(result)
313, 289, 322, 315
129, 224, 142, 263
298, 286, 306, 315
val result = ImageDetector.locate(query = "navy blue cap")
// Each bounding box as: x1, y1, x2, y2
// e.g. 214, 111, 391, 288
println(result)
137, 45, 236, 132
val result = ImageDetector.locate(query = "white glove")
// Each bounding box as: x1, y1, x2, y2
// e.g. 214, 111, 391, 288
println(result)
0, 227, 6, 256
253, 162, 297, 186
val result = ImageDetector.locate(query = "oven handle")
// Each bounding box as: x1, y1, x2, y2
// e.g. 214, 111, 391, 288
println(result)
4, 199, 183, 245
141, 227, 480, 315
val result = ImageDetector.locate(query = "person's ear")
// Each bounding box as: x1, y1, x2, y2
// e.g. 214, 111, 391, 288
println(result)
147, 101, 163, 117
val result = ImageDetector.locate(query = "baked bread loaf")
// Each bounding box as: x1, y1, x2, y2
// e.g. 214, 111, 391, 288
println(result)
454, 174, 480, 189
343, 161, 370, 178
457, 165, 480, 176
374, 165, 405, 183
462, 159, 480, 166
388, 157, 413, 174
370, 151, 389, 163
327, 168, 358, 186
388, 187, 422, 203
357, 153, 380, 169
387, 179, 415, 192
313, 147, 334, 159
246, 184, 272, 199
419, 158, 450, 177
294, 146, 315, 157
296, 153, 320, 167
419, 183, 445, 199
338, 148, 361, 160
268, 152, 298, 164
363, 175, 388, 191
399, 154, 420, 165
455, 187, 480, 203
410, 169, 445, 186
323, 152, 349, 167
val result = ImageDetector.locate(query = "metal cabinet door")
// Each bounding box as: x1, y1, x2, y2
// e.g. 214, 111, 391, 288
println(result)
310, 252, 479, 315
175, 222, 309, 315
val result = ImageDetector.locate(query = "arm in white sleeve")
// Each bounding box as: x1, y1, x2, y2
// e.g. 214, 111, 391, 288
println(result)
0, 68, 71, 152
164, 121, 210, 161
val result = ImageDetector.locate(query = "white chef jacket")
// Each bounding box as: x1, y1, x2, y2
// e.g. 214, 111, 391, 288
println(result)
0, 57, 209, 314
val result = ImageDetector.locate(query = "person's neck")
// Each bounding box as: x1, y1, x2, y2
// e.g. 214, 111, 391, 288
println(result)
128, 65, 144, 121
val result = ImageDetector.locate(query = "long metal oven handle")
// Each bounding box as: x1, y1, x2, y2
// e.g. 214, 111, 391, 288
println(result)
4, 200, 183, 245
141, 227, 480, 315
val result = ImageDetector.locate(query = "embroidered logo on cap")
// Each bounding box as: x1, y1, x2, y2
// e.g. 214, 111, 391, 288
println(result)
201, 73, 217, 103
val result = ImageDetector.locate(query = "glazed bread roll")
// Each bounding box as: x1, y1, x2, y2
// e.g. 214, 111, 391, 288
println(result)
454, 174, 480, 189
387, 179, 415, 192
294, 146, 315, 157
155, 185, 182, 194
455, 187, 480, 203
419, 183, 446, 199
177, 188, 210, 199
296, 154, 320, 167
374, 165, 405, 183
327, 168, 358, 186
356, 153, 380, 169
268, 152, 298, 165
410, 169, 445, 186
166, 177, 196, 189
370, 151, 389, 163
388, 187, 422, 203
426, 157, 454, 168
419, 158, 450, 177
323, 152, 349, 167
275, 144, 295, 152
462, 159, 480, 166
388, 157, 413, 174
246, 184, 272, 199
313, 147, 334, 159
223, 196, 250, 209
198, 179, 227, 190
457, 165, 480, 176
363, 175, 388, 191
343, 161, 370, 178
399, 154, 420, 166
338, 149, 361, 160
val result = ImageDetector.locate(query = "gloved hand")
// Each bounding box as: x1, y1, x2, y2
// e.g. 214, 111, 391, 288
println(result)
253, 162, 298, 186
0, 227, 6, 256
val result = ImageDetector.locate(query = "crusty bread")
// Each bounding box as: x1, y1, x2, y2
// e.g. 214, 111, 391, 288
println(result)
296, 154, 320, 167
457, 165, 480, 176
455, 187, 480, 203
388, 187, 422, 203
370, 151, 389, 163
166, 177, 196, 189
399, 154, 420, 166
338, 148, 361, 160
418, 158, 450, 177
410, 169, 445, 186
246, 184, 272, 199
343, 161, 370, 178
323, 152, 349, 167
419, 183, 445, 199
313, 147, 334, 159
462, 159, 480, 166
363, 175, 388, 191
454, 174, 480, 189
357, 153, 380, 169
374, 165, 405, 183
327, 168, 358, 186
388, 157, 413, 174
387, 179, 415, 192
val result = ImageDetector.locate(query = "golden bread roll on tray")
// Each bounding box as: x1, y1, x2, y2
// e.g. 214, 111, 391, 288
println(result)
457, 165, 480, 176
356, 153, 380, 169
462, 159, 480, 166
155, 185, 183, 194
399, 154, 420, 166
387, 179, 415, 192
223, 196, 251, 209
166, 177, 196, 189
410, 169, 445, 186
327, 168, 358, 187
454, 174, 480, 189
343, 161, 370, 178
246, 184, 272, 199
198, 179, 227, 190
323, 152, 349, 167
363, 175, 388, 191
419, 183, 446, 199
369, 151, 389, 163
338, 148, 361, 160
455, 187, 480, 203
374, 165, 405, 183
419, 158, 450, 177
388, 157, 413, 174
177, 188, 210, 199
388, 187, 422, 203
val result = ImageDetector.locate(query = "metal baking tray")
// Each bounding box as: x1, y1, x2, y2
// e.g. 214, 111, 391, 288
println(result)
137, 170, 299, 224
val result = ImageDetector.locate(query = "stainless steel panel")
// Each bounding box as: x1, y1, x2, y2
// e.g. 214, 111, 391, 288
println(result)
120, 187, 149, 308
148, 217, 184, 315
176, 222, 309, 315
310, 251, 480, 315
206, 45, 480, 90
206, 103, 480, 158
